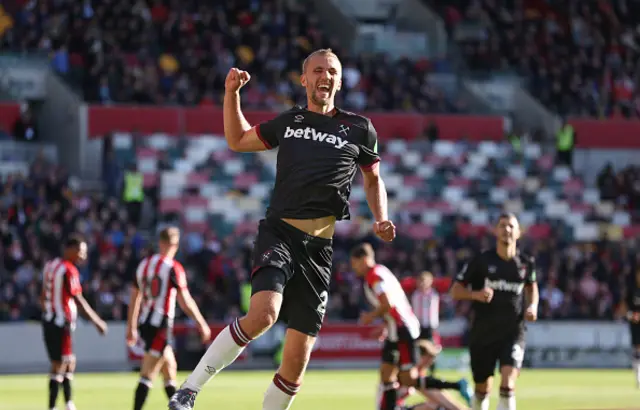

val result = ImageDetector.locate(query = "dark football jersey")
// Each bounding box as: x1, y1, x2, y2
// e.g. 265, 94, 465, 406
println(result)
255, 105, 380, 220
454, 249, 537, 343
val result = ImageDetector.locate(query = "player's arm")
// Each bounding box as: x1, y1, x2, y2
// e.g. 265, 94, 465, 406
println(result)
524, 258, 539, 321
172, 265, 212, 342
359, 120, 395, 241
126, 282, 142, 345
67, 270, 107, 334
223, 70, 280, 152
449, 258, 488, 302
360, 273, 391, 324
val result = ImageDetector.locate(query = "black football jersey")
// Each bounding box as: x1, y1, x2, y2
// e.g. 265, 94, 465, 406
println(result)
256, 105, 380, 220
455, 249, 537, 343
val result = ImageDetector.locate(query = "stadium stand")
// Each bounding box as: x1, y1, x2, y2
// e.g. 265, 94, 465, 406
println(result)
0, 0, 639, 329
2, 0, 464, 112
427, 0, 640, 117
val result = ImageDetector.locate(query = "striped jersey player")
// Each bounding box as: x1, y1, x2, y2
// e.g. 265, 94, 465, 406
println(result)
126, 227, 210, 410
41, 235, 107, 410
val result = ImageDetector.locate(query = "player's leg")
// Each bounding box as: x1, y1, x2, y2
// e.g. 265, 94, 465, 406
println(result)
469, 343, 497, 410
135, 326, 168, 410
399, 337, 472, 407
62, 355, 76, 410
262, 328, 316, 410
630, 322, 640, 387
43, 322, 65, 410
161, 347, 178, 399
377, 361, 400, 410
496, 340, 525, 410
421, 389, 467, 410
179, 272, 283, 388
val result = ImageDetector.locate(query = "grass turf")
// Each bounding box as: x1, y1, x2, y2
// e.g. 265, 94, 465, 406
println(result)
0, 369, 637, 410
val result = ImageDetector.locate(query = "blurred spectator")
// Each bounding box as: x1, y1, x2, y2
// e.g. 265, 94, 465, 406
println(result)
2, 0, 464, 113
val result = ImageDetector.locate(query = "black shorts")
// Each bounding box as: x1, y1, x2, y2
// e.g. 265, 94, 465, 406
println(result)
469, 336, 526, 383
42, 321, 73, 362
139, 322, 173, 357
250, 217, 333, 337
630, 322, 640, 346
381, 327, 420, 371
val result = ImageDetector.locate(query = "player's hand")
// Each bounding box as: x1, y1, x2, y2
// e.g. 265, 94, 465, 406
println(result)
359, 311, 377, 325
472, 287, 494, 303
373, 220, 396, 242
629, 311, 640, 323
369, 325, 388, 342
126, 327, 138, 346
199, 324, 212, 344
525, 305, 538, 322
225, 68, 251, 93
95, 319, 108, 335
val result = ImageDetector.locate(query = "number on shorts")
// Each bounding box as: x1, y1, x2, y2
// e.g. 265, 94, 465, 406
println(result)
317, 291, 328, 315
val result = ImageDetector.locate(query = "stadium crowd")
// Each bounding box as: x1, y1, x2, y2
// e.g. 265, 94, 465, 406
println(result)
429, 0, 640, 118
0, 150, 637, 325
2, 0, 463, 113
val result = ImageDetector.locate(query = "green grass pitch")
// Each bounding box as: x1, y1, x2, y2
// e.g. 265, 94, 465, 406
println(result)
0, 369, 637, 409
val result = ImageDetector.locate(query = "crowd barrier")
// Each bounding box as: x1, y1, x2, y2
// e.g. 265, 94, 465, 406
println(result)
0, 320, 631, 374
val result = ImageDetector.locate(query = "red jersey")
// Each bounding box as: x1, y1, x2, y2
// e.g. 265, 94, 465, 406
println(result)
42, 258, 83, 328
364, 264, 421, 341
134, 254, 188, 327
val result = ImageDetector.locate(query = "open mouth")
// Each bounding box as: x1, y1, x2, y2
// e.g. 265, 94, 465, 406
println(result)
316, 83, 331, 96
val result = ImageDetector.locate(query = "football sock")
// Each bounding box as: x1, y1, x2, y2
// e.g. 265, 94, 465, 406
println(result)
164, 380, 177, 398
183, 318, 252, 392
633, 350, 640, 386
472, 391, 489, 410
49, 374, 62, 409
380, 382, 398, 410
262, 373, 299, 410
133, 377, 151, 410
497, 387, 516, 410
62, 372, 73, 403
418, 376, 459, 390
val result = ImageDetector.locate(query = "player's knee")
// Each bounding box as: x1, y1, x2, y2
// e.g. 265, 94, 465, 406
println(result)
243, 290, 282, 337
51, 361, 64, 374
474, 381, 490, 396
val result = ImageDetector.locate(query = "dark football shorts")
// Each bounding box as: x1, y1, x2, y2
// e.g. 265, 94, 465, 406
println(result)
251, 217, 332, 337
469, 335, 526, 383
139, 322, 173, 357
381, 326, 420, 371
42, 321, 73, 362
630, 322, 640, 346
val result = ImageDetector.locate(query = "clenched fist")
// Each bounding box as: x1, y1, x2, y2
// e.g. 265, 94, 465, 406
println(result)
225, 68, 251, 92
373, 220, 396, 242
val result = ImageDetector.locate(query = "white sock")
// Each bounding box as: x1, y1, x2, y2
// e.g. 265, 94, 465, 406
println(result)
497, 388, 516, 410
375, 383, 384, 408
633, 358, 640, 385
262, 373, 300, 410
182, 319, 251, 392
472, 394, 489, 410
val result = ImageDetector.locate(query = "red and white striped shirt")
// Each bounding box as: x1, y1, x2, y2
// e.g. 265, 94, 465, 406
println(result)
364, 264, 421, 341
411, 288, 439, 329
42, 258, 82, 328
134, 254, 188, 328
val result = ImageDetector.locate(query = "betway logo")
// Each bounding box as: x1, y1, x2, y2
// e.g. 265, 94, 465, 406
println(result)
284, 126, 349, 149
486, 279, 524, 294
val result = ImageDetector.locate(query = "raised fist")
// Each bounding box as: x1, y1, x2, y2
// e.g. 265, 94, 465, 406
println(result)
225, 68, 251, 92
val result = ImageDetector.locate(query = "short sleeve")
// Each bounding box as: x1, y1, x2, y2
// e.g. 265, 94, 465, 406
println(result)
526, 257, 537, 284
365, 269, 387, 296
169, 262, 188, 290
357, 119, 380, 170
256, 115, 283, 150
455, 256, 483, 286
65, 266, 82, 296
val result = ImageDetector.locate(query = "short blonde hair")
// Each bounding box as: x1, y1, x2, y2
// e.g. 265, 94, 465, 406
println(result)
301, 48, 340, 73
